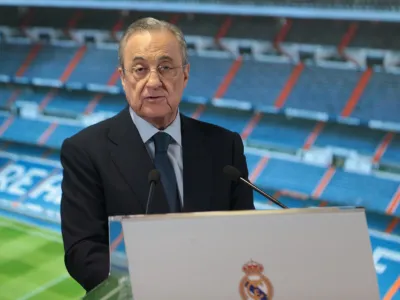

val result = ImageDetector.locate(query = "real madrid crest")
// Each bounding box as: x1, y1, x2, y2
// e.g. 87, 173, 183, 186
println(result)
239, 260, 273, 300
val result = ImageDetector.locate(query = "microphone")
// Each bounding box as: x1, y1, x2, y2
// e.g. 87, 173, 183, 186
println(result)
223, 165, 288, 209
145, 169, 161, 214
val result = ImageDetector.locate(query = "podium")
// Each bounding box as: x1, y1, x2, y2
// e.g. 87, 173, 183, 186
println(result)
83, 207, 380, 299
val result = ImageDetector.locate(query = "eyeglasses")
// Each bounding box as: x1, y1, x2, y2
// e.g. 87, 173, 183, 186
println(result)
124, 65, 186, 80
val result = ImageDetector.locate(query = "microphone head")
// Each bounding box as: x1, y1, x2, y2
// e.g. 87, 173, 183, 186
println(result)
223, 165, 242, 182
148, 169, 160, 184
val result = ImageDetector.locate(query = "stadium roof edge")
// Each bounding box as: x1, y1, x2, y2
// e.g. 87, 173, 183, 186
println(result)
1, 0, 400, 22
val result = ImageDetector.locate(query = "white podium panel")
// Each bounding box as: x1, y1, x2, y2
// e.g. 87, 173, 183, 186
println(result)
119, 208, 379, 300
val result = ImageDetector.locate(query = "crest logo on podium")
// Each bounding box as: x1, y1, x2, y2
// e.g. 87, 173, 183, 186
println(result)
239, 260, 273, 300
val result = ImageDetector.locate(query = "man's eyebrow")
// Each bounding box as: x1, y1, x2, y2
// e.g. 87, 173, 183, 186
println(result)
131, 56, 174, 63
132, 56, 145, 62
158, 55, 174, 62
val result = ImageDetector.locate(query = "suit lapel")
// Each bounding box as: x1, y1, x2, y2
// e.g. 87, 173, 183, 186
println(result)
181, 114, 212, 212
108, 107, 169, 214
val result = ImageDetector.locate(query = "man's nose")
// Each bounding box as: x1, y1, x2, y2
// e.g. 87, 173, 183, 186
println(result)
146, 70, 162, 88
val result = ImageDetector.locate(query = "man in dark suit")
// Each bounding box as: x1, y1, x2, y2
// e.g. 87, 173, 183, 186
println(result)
60, 17, 254, 293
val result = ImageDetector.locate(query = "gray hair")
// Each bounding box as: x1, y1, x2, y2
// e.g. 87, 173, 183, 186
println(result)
118, 17, 188, 69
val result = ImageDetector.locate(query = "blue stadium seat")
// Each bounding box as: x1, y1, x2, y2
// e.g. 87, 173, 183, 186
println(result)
45, 124, 84, 149
223, 60, 293, 108
93, 94, 127, 114
1, 117, 50, 145
0, 43, 32, 77
197, 106, 251, 134
365, 212, 399, 235
19, 87, 48, 105
351, 71, 400, 123
44, 150, 62, 161
67, 45, 118, 86
381, 134, 400, 165
21, 45, 77, 80
254, 157, 325, 194
0, 156, 12, 171
284, 66, 362, 116
248, 114, 315, 150
179, 102, 199, 117
244, 152, 264, 173
0, 85, 15, 108
321, 170, 400, 216
315, 123, 386, 156
0, 142, 51, 158
184, 55, 234, 100
46, 90, 92, 115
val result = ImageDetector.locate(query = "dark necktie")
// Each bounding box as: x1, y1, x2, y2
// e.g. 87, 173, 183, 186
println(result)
152, 132, 180, 212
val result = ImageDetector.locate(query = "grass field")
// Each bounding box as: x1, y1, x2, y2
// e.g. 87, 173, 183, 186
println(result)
0, 216, 85, 300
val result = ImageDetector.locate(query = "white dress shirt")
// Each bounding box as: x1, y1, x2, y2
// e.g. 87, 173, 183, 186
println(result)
129, 107, 184, 206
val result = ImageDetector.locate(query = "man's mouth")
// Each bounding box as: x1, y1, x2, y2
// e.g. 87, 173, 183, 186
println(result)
145, 96, 165, 102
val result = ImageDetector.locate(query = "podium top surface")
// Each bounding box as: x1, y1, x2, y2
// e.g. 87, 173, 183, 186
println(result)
109, 206, 364, 222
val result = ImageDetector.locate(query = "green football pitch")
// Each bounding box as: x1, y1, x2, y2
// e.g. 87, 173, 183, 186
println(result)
0, 216, 85, 300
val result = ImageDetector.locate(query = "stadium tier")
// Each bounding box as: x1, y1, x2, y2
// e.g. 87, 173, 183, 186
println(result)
0, 4, 399, 299
2, 6, 400, 48
221, 59, 293, 107
0, 104, 398, 217
0, 83, 399, 166
246, 152, 400, 214
0, 43, 399, 124
0, 145, 398, 233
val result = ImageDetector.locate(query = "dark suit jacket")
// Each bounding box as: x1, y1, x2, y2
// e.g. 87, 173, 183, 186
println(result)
60, 106, 254, 292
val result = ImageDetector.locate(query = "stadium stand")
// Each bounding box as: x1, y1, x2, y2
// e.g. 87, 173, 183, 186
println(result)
0, 4, 399, 299
223, 59, 294, 107
284, 65, 362, 116
383, 135, 400, 166
352, 71, 400, 123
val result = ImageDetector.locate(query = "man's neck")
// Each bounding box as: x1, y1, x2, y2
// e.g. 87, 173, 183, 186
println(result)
143, 111, 178, 130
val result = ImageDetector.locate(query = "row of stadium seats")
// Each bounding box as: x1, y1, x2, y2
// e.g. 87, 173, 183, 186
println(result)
0, 43, 120, 87
1, 6, 400, 50
1, 87, 399, 167
0, 103, 398, 217
1, 42, 399, 124
0, 137, 398, 220
0, 140, 398, 234
245, 150, 400, 215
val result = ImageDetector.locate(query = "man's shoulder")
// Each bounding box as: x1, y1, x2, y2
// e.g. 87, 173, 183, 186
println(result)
64, 110, 122, 148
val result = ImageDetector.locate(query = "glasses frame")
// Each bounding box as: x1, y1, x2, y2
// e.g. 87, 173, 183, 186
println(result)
122, 64, 188, 80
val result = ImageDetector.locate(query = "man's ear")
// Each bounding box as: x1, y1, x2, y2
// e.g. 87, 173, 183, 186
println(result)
183, 63, 190, 87
118, 66, 126, 90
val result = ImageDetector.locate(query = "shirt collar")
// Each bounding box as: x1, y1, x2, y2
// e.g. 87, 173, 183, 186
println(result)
129, 107, 182, 146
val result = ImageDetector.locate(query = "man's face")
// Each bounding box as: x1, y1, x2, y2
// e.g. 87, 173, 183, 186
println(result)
119, 29, 189, 127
